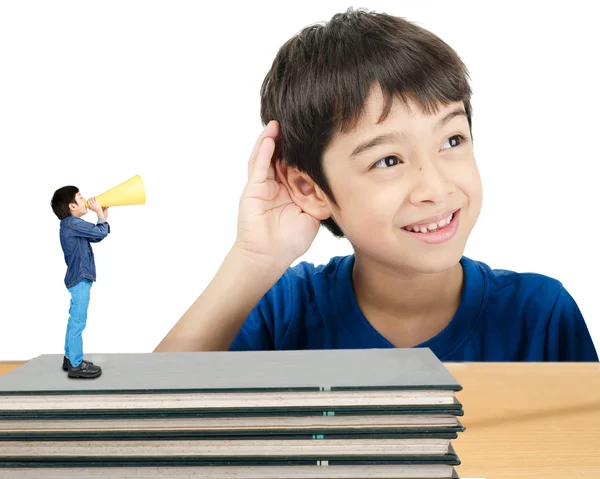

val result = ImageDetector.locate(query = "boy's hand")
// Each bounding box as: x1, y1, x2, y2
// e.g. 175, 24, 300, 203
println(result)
87, 197, 103, 215
102, 207, 109, 220
235, 121, 320, 271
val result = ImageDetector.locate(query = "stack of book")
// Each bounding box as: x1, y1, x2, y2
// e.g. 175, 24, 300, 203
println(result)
0, 348, 465, 478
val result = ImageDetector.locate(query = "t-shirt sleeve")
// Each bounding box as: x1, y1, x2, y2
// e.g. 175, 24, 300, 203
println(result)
229, 271, 294, 351
546, 287, 599, 361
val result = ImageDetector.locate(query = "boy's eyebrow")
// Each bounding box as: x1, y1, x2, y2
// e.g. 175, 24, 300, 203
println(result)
435, 107, 467, 131
349, 107, 467, 159
350, 131, 407, 159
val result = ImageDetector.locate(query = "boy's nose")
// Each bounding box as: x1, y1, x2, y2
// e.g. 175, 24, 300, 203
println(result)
408, 163, 455, 205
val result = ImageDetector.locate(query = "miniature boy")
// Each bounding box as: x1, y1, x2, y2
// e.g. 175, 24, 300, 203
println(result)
50, 186, 109, 378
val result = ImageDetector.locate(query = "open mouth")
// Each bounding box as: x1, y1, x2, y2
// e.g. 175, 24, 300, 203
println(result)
402, 211, 457, 234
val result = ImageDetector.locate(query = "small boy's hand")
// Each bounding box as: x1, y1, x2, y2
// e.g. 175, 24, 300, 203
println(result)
87, 197, 103, 215
235, 120, 320, 271
102, 207, 109, 220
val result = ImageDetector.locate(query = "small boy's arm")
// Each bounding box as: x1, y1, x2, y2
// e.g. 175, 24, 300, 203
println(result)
68, 217, 110, 241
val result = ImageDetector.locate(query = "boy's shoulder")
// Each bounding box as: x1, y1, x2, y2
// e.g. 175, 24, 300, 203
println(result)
60, 216, 75, 232
463, 257, 581, 326
274, 255, 352, 297
60, 216, 92, 229
466, 257, 565, 298
462, 257, 596, 361
61, 216, 78, 226
285, 255, 349, 280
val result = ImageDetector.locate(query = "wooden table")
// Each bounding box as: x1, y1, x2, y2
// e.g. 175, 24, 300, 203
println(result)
1, 361, 599, 479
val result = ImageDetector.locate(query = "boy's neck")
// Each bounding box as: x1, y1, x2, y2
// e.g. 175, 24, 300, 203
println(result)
351, 252, 464, 347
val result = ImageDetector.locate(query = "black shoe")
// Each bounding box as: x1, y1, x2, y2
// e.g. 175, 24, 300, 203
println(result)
62, 356, 93, 371
68, 360, 102, 379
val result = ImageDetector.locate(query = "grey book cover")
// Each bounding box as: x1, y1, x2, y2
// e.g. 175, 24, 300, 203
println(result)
0, 348, 461, 395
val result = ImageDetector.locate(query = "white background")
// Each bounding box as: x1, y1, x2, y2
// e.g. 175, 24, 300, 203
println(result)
0, 1, 598, 360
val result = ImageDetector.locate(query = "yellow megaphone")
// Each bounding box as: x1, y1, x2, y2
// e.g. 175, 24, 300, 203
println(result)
85, 175, 146, 208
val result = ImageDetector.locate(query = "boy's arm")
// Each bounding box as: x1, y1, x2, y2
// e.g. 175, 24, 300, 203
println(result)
67, 216, 110, 241
89, 218, 110, 243
546, 287, 599, 361
153, 247, 286, 352
155, 121, 319, 353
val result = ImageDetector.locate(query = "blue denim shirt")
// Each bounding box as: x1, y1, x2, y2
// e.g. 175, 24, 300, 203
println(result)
59, 216, 110, 289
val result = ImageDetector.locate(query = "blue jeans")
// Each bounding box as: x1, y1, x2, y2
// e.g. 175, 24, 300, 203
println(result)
64, 278, 92, 368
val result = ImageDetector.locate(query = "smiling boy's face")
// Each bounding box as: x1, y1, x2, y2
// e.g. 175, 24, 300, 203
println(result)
320, 87, 482, 275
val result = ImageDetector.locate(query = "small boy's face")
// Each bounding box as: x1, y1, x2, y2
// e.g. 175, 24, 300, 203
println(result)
69, 192, 88, 217
321, 88, 482, 275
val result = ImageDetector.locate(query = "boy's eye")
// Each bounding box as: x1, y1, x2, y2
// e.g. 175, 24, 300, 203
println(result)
372, 155, 401, 169
441, 134, 466, 150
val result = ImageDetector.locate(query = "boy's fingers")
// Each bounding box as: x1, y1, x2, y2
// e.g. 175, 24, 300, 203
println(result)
248, 121, 279, 178
249, 137, 276, 185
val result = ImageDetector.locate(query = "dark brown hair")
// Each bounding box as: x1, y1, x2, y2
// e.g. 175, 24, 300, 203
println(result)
51, 186, 79, 220
260, 8, 473, 237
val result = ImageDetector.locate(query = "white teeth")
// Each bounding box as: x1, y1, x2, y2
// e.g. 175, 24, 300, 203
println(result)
404, 212, 455, 233
437, 214, 453, 228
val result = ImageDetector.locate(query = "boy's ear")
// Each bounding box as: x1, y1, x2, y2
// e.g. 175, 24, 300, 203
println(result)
68, 203, 77, 212
275, 160, 332, 221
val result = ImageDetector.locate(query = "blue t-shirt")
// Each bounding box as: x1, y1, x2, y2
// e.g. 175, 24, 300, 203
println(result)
230, 255, 598, 361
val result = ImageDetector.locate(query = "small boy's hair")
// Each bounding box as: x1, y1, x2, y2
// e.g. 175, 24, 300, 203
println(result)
51, 186, 79, 220
260, 8, 473, 237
